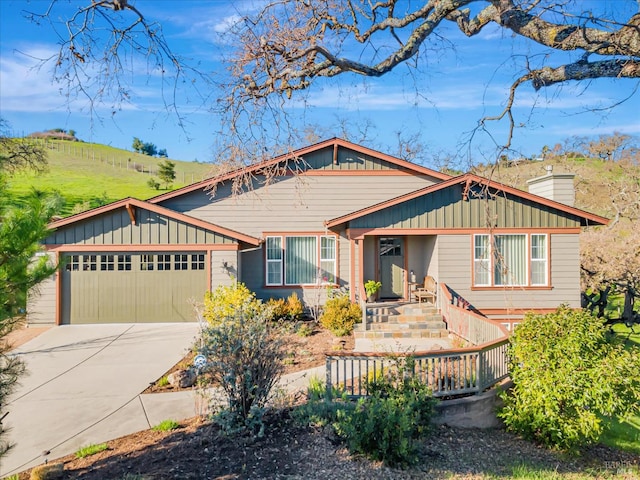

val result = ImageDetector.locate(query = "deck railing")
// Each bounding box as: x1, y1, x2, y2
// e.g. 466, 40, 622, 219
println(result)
325, 339, 509, 399
325, 282, 510, 399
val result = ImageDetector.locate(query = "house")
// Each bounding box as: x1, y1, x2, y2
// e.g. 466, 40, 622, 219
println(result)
27, 138, 608, 328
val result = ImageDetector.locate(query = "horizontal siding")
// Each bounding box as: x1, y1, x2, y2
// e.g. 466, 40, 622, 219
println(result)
351, 184, 582, 229
210, 251, 239, 290
162, 175, 436, 237
44, 208, 236, 246
27, 270, 57, 325
436, 233, 580, 312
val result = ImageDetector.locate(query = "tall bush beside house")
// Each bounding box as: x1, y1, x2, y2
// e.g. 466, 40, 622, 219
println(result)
319, 294, 361, 336
499, 306, 640, 452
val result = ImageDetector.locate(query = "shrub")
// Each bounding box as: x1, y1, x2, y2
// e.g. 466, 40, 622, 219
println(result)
334, 357, 436, 467
319, 294, 361, 336
198, 303, 285, 435
265, 292, 305, 322
202, 282, 261, 325
499, 306, 640, 452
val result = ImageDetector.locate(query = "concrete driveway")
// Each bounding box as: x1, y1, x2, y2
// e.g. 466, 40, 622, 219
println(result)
1, 323, 200, 477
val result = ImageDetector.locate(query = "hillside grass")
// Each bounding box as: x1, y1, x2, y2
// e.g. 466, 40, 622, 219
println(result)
6, 139, 215, 216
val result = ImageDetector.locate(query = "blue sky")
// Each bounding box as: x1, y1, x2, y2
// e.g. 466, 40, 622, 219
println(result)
1, 0, 638, 167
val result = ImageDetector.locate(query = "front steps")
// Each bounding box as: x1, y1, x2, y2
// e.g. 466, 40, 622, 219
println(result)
354, 303, 451, 352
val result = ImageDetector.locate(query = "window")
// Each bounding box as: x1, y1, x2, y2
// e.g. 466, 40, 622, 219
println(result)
473, 234, 548, 287
117, 254, 132, 271
100, 254, 115, 271
157, 254, 171, 271
191, 254, 205, 270
65, 255, 80, 271
320, 236, 336, 283
141, 254, 154, 271
266, 237, 283, 285
266, 234, 337, 286
82, 255, 97, 271
174, 254, 189, 270
530, 234, 548, 286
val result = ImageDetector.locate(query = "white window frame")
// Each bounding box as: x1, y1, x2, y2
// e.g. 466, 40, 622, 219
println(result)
266, 236, 283, 286
265, 234, 337, 286
530, 234, 548, 286
473, 233, 549, 287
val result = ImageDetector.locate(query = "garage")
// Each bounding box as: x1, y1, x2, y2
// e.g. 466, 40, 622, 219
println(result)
27, 198, 261, 326
61, 251, 207, 324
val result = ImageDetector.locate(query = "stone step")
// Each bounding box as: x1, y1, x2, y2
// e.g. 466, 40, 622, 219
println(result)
354, 330, 449, 340
367, 321, 446, 331
397, 313, 444, 323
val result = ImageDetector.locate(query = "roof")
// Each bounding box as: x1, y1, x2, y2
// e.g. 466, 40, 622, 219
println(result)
148, 137, 452, 204
325, 173, 609, 229
48, 197, 261, 246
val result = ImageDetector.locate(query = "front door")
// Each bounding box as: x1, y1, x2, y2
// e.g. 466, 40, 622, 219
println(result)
379, 237, 404, 299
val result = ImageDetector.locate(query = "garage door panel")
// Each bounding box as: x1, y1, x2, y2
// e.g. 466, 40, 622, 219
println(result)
62, 252, 207, 324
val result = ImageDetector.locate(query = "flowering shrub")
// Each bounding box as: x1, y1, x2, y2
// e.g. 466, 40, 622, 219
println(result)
202, 282, 261, 325
319, 294, 361, 336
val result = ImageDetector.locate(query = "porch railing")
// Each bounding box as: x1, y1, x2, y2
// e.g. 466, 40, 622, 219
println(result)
325, 339, 509, 399
326, 282, 510, 399
440, 283, 509, 345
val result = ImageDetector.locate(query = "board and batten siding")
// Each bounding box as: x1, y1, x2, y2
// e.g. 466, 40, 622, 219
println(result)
160, 175, 437, 238
302, 146, 419, 172
436, 233, 581, 312
27, 252, 57, 325
43, 208, 235, 246
350, 183, 583, 230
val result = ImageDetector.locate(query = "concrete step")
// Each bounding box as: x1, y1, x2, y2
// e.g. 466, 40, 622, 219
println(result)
354, 337, 452, 353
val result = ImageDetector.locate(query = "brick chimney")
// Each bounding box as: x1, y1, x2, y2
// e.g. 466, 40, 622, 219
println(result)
526, 165, 575, 207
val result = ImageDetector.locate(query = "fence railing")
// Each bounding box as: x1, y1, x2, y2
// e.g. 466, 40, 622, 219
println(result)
325, 338, 509, 399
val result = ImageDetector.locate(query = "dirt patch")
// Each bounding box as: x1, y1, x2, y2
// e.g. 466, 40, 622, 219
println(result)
17, 411, 638, 480
144, 324, 354, 394
3, 318, 52, 352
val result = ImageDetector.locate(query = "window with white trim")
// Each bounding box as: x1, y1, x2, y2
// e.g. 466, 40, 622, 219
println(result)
266, 237, 283, 285
266, 234, 337, 285
473, 234, 549, 287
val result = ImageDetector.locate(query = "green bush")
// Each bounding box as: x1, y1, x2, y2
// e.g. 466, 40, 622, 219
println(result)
198, 302, 285, 435
319, 294, 361, 336
152, 419, 180, 431
334, 357, 436, 467
499, 306, 640, 452
202, 281, 261, 325
75, 443, 108, 458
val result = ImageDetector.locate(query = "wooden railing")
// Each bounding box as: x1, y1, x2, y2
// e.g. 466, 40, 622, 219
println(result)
440, 283, 509, 345
325, 339, 509, 399
325, 282, 510, 399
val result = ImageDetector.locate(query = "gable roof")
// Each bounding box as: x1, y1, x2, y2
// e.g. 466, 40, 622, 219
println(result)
48, 197, 261, 246
149, 137, 452, 204
325, 173, 609, 229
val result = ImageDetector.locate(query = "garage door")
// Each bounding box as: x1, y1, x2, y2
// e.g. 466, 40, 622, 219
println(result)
61, 252, 207, 324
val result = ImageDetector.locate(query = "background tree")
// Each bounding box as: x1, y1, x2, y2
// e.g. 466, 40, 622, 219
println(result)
29, 1, 639, 163
0, 119, 60, 457
157, 160, 176, 189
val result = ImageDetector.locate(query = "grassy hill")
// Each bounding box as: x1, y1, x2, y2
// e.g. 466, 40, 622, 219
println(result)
471, 155, 640, 219
6, 139, 216, 216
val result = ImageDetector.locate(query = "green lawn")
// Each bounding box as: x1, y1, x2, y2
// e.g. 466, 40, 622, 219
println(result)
599, 324, 640, 455
6, 140, 216, 216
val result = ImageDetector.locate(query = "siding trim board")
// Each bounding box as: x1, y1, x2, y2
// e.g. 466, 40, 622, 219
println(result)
45, 244, 241, 252
347, 227, 581, 240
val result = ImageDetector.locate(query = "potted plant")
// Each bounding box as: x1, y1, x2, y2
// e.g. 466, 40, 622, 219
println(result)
364, 280, 382, 302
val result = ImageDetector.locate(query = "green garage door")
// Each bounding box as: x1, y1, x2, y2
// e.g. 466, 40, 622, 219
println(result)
61, 252, 207, 324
